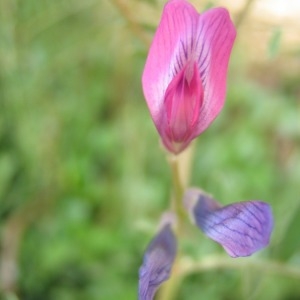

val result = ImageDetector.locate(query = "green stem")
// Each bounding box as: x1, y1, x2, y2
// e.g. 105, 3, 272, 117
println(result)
159, 255, 300, 300
157, 155, 187, 300
177, 255, 300, 280
157, 255, 182, 300
235, 0, 257, 29
169, 156, 186, 227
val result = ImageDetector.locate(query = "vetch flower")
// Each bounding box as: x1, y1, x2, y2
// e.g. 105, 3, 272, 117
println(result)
139, 212, 177, 300
184, 188, 273, 257
142, 0, 236, 154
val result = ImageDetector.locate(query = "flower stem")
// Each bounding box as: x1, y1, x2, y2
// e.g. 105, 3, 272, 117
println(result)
157, 256, 182, 300
177, 255, 300, 280
157, 152, 190, 300
169, 155, 186, 228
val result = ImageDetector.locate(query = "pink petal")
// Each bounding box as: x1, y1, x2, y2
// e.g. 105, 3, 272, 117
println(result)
193, 8, 236, 136
142, 0, 199, 124
161, 61, 203, 153
142, 0, 236, 154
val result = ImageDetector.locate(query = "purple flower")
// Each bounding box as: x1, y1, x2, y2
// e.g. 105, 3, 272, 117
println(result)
184, 189, 273, 257
139, 213, 177, 300
142, 0, 236, 154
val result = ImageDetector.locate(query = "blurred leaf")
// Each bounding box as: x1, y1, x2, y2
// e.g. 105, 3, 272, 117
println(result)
0, 153, 16, 200
268, 28, 282, 58
203, 1, 216, 10
275, 203, 300, 261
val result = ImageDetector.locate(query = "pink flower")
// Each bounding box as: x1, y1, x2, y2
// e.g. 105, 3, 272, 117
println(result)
142, 0, 236, 154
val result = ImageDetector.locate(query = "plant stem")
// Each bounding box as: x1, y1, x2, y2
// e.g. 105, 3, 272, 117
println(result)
169, 155, 186, 228
157, 256, 182, 300
111, 0, 151, 47
158, 255, 300, 300
177, 255, 300, 280
235, 0, 257, 29
157, 154, 188, 300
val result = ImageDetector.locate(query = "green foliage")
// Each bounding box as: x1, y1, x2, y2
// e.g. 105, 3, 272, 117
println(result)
0, 1, 299, 300
268, 28, 282, 58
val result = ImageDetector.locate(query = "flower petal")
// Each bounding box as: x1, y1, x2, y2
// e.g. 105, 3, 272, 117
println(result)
193, 8, 236, 136
142, 0, 200, 126
184, 189, 273, 257
142, 0, 236, 154
161, 61, 203, 153
138, 213, 177, 300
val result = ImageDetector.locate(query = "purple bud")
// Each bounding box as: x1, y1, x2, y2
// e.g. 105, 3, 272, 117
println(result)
138, 214, 177, 300
184, 188, 273, 257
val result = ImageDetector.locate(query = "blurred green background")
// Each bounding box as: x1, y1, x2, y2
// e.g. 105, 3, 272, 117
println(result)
0, 0, 300, 299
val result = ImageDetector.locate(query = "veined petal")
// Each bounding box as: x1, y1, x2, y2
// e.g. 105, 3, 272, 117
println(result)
138, 213, 177, 300
193, 8, 236, 136
162, 61, 203, 153
142, 0, 199, 123
184, 189, 273, 258
142, 0, 236, 154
